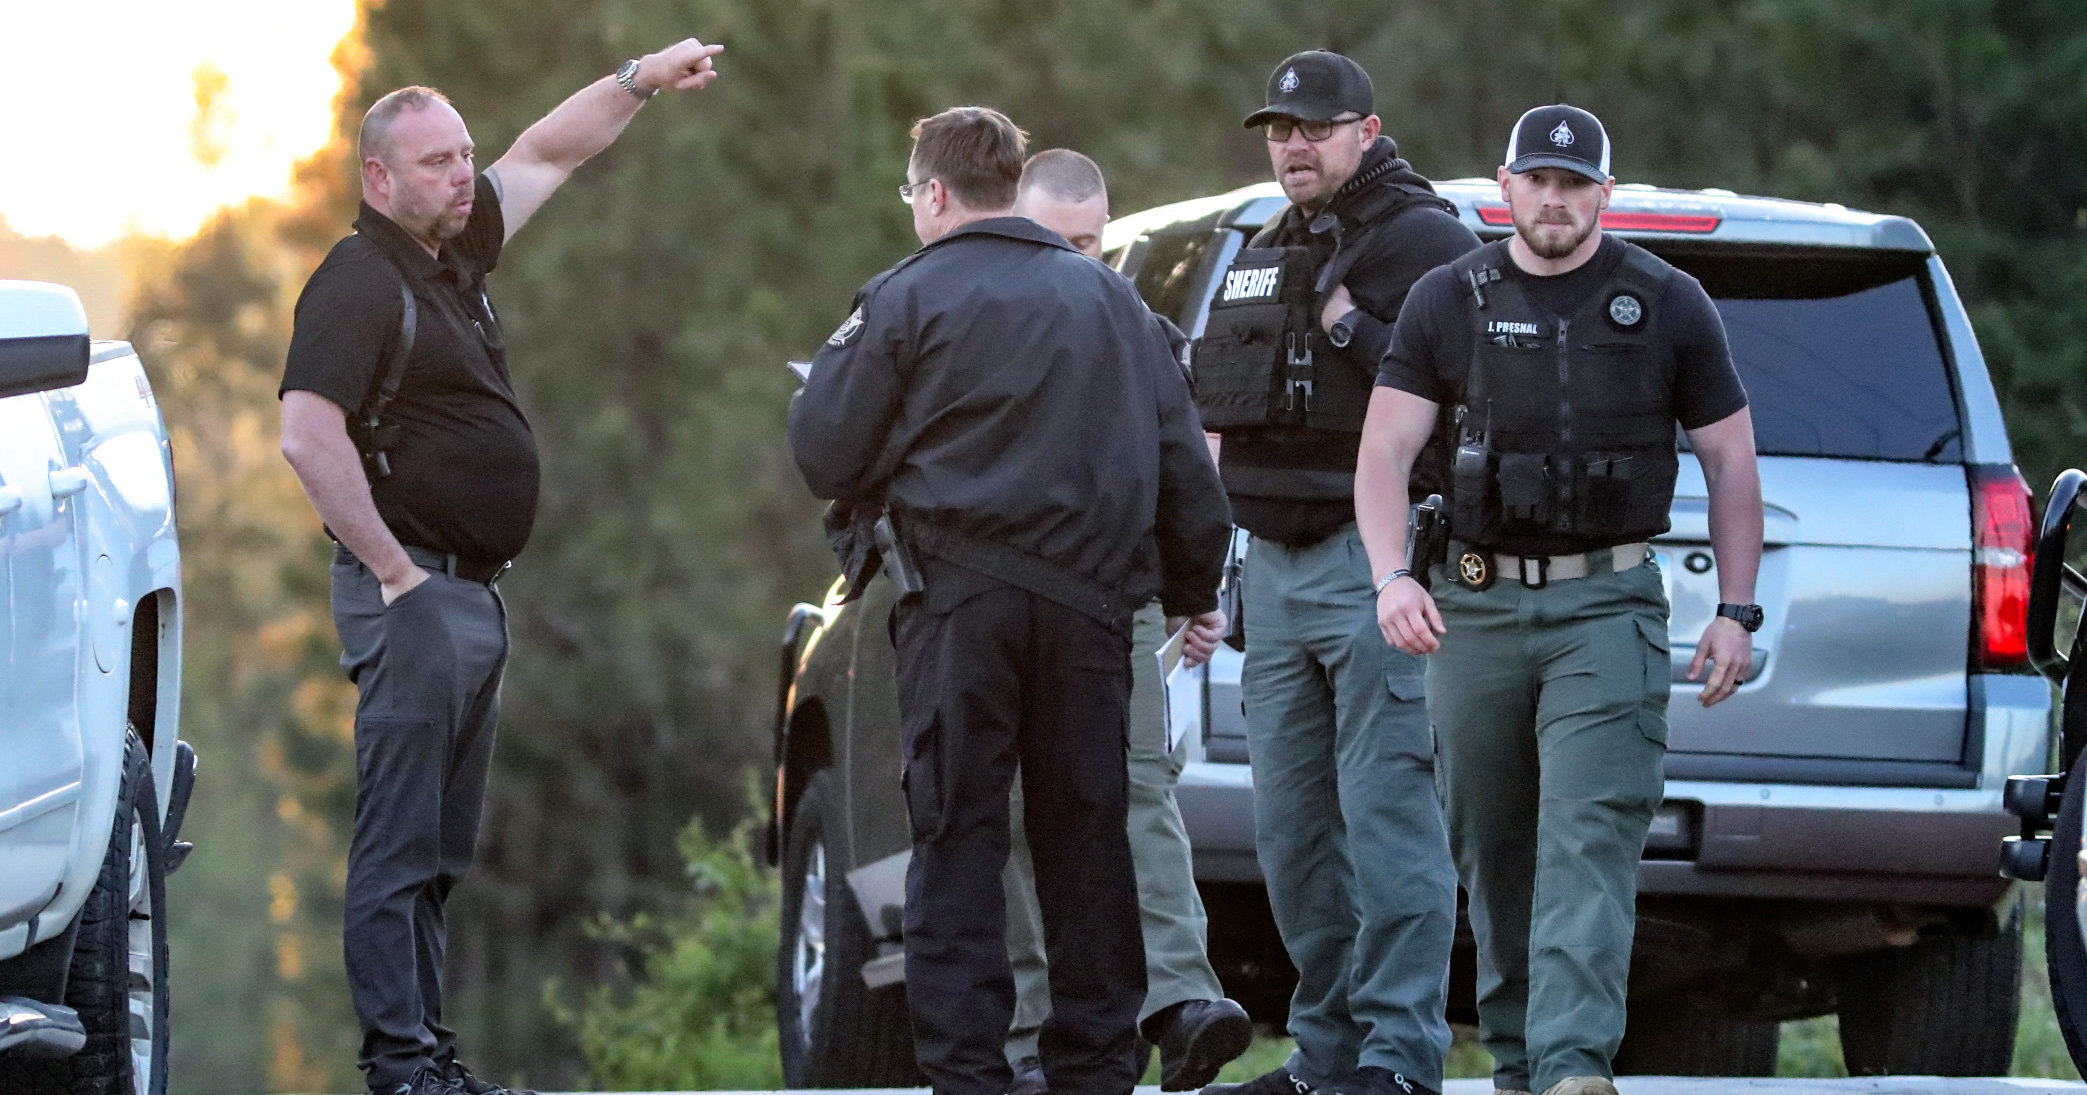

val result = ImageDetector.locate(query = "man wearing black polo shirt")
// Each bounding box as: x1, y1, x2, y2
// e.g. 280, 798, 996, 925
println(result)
279, 37, 721, 1095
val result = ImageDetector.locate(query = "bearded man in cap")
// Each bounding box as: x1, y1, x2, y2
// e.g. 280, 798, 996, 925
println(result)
1357, 104, 1761, 1095
1193, 50, 1479, 1095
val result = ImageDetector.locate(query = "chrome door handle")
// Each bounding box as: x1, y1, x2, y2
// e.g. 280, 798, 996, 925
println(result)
49, 467, 89, 498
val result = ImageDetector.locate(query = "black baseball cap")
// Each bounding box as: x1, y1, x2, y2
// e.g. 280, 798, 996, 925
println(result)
1504, 104, 1611, 183
1243, 51, 1374, 128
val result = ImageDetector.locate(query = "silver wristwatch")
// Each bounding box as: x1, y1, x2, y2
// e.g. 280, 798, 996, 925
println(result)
615, 59, 655, 101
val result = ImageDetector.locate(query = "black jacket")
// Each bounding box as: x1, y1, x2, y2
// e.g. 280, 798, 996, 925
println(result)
788, 217, 1231, 623
1220, 137, 1479, 545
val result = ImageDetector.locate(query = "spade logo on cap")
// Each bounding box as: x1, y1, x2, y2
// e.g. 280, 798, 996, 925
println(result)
1279, 67, 1300, 92
1550, 121, 1575, 147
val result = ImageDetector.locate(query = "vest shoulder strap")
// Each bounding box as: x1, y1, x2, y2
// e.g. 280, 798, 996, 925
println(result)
354, 243, 418, 436
1314, 186, 1459, 295
1450, 239, 1514, 310
1612, 240, 1676, 301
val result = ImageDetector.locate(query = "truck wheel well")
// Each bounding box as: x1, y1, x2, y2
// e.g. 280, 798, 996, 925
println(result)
126, 591, 165, 754
782, 701, 834, 834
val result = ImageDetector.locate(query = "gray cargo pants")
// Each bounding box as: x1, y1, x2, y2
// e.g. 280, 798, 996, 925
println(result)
1003, 601, 1227, 1061
1426, 553, 1669, 1093
332, 547, 508, 1090
1242, 524, 1456, 1090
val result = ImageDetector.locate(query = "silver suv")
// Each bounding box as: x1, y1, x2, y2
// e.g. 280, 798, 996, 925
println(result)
0, 281, 193, 1093
769, 182, 2045, 1082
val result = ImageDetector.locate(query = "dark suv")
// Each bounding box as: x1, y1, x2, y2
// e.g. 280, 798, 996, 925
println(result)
769, 180, 2047, 1084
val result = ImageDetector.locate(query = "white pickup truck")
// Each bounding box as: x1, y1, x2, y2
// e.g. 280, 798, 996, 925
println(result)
0, 281, 192, 1095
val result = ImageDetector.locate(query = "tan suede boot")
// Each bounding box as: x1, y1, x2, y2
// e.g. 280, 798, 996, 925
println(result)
1540, 1079, 1619, 1095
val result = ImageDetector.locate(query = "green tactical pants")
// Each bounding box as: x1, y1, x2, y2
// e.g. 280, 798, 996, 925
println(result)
1004, 600, 1226, 1061
1426, 552, 1670, 1093
1242, 524, 1456, 1090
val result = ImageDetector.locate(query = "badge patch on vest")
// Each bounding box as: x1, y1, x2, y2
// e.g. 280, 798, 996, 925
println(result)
1219, 264, 1284, 304
827, 306, 865, 347
1607, 292, 1644, 330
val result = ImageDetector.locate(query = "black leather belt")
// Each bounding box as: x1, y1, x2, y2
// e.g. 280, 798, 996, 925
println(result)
336, 542, 509, 584
402, 544, 509, 584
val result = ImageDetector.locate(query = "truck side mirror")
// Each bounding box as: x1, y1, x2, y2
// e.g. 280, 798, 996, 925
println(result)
0, 280, 91, 399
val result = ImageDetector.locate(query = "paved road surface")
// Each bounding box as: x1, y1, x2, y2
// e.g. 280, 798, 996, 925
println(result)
622, 1080, 2083, 1095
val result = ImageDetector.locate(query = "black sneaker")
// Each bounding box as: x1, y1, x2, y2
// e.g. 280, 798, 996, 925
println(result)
1201, 1065, 1317, 1095
1153, 998, 1254, 1091
442, 1059, 540, 1095
370, 1065, 467, 1095
1324, 1065, 1440, 1095
1009, 1054, 1048, 1095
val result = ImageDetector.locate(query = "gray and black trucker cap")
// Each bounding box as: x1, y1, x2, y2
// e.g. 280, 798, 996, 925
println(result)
1504, 104, 1611, 182
1244, 50, 1374, 128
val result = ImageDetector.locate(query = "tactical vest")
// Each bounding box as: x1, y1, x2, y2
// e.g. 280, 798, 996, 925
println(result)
1447, 239, 1680, 548
1192, 184, 1451, 437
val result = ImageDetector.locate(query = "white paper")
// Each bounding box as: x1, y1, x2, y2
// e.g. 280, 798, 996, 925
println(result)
786, 359, 813, 382
1154, 621, 1199, 754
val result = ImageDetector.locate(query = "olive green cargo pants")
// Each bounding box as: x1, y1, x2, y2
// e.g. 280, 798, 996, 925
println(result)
1242, 524, 1456, 1090
1003, 601, 1226, 1061
1425, 553, 1670, 1093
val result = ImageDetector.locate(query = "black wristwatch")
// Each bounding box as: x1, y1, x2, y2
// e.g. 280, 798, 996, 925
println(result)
1327, 308, 1361, 349
1717, 602, 1765, 633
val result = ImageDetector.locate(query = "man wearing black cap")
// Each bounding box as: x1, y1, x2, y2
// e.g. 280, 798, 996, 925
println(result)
1356, 105, 1762, 1095
1194, 50, 1478, 1095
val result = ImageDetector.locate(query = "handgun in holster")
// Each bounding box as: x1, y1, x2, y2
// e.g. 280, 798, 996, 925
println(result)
873, 512, 926, 600
1217, 533, 1246, 651
1406, 493, 1447, 591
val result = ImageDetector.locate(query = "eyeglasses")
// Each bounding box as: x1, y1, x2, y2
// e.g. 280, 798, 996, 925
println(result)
899, 179, 932, 204
1264, 116, 1364, 143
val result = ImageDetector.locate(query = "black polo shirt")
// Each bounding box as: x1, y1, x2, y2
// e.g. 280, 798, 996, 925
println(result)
282, 173, 540, 563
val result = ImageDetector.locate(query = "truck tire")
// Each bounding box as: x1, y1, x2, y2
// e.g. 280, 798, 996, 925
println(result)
0, 731, 169, 1095
775, 770, 919, 1087
1832, 898, 2021, 1076
2046, 767, 2087, 1077
1613, 999, 1778, 1076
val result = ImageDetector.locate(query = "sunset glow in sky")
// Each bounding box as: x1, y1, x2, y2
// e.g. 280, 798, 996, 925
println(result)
0, 1, 359, 249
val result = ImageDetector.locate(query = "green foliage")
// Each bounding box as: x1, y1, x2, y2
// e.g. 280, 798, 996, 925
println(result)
551, 805, 782, 1090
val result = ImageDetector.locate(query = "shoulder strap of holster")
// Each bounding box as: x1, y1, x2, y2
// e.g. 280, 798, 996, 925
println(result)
352, 237, 419, 443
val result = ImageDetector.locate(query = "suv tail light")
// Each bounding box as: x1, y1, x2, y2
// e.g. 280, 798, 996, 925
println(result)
1971, 464, 2033, 670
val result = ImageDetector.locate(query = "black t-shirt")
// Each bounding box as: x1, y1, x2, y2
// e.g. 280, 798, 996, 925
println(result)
281, 173, 540, 562
1378, 235, 1745, 428
1376, 235, 1748, 552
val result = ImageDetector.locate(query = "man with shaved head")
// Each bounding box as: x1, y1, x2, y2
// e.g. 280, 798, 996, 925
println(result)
997, 150, 1253, 1095
279, 34, 723, 1095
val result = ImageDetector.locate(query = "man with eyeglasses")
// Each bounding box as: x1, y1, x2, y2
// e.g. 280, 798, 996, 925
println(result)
789, 107, 1233, 1095
1194, 50, 1478, 1095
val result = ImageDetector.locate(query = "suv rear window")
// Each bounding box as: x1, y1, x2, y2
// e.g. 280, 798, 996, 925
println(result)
1661, 249, 1962, 463
1128, 214, 1228, 329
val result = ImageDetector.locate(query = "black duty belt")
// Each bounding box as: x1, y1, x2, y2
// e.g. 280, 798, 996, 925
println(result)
336, 542, 510, 584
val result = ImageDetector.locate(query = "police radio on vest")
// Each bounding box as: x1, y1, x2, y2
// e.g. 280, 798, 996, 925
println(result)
1222, 266, 1282, 303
